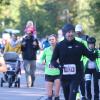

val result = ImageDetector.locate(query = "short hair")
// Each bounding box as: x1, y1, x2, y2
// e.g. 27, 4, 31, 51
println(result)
26, 20, 34, 27
48, 34, 57, 39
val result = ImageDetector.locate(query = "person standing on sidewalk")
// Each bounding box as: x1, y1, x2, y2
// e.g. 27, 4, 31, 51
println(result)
21, 28, 39, 87
4, 33, 21, 82
42, 35, 50, 49
41, 34, 60, 100
4, 34, 21, 54
50, 23, 98, 100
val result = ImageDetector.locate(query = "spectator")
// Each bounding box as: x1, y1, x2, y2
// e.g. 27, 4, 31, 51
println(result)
21, 29, 40, 88
42, 35, 50, 49
4, 33, 21, 81
24, 20, 37, 38
4, 34, 21, 54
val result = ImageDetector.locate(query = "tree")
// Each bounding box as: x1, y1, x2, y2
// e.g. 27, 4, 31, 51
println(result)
18, 0, 36, 34
90, 0, 100, 32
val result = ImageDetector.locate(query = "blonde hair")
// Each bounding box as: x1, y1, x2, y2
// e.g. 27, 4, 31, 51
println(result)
26, 20, 34, 27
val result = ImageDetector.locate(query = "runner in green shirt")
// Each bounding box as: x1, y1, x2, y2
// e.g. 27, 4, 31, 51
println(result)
41, 34, 60, 100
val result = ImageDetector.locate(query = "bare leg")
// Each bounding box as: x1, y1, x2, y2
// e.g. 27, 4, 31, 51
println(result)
46, 81, 53, 97
55, 79, 60, 97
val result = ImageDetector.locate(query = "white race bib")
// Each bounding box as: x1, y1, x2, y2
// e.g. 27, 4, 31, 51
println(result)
88, 61, 96, 69
85, 74, 92, 81
63, 64, 76, 75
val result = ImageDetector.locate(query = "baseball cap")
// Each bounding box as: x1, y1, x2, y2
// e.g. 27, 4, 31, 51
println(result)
75, 24, 83, 32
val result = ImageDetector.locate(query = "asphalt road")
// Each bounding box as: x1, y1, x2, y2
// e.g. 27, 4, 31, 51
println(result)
0, 52, 99, 100
0, 67, 64, 100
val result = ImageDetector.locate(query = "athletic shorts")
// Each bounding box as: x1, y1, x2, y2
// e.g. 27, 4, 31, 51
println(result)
45, 74, 60, 82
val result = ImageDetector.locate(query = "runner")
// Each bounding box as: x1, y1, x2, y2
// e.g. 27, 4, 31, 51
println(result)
41, 34, 60, 100
84, 37, 100, 100
50, 23, 98, 100
75, 24, 89, 100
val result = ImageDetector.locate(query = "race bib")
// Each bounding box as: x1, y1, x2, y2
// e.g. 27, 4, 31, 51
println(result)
49, 64, 53, 68
63, 64, 76, 75
85, 74, 91, 81
88, 61, 96, 69
48, 64, 56, 69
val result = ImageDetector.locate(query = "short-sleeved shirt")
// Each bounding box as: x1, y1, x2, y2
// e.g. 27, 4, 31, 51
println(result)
41, 46, 60, 75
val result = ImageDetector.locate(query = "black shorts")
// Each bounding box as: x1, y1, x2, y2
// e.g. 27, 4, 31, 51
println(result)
45, 74, 60, 82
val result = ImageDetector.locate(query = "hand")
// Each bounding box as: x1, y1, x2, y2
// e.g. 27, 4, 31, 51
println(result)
99, 70, 100, 72
98, 51, 100, 58
33, 41, 37, 46
42, 61, 46, 65
95, 50, 100, 58
49, 64, 54, 68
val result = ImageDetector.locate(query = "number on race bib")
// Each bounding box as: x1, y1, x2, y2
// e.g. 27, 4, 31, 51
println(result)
63, 64, 76, 75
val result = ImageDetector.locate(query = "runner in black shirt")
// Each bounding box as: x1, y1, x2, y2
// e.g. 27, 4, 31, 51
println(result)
50, 23, 98, 100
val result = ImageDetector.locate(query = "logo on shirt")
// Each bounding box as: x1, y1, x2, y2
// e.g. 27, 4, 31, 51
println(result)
75, 45, 79, 48
68, 46, 72, 48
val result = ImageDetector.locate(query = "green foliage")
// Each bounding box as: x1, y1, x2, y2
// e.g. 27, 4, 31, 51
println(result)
38, 1, 59, 35
18, 0, 66, 36
0, 0, 11, 5
89, 0, 100, 32
0, 0, 99, 43
18, 0, 35, 34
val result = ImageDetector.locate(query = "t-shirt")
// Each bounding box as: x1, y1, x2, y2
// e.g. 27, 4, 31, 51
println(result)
40, 46, 60, 75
